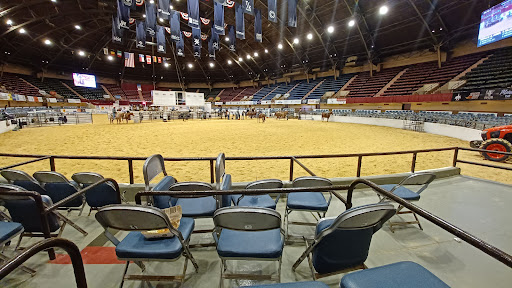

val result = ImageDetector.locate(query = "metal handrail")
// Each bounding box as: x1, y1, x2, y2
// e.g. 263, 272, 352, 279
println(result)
0, 238, 87, 287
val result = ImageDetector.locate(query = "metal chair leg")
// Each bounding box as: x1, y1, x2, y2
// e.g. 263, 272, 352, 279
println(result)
54, 211, 88, 236
0, 253, 36, 276
119, 261, 130, 288
14, 234, 23, 251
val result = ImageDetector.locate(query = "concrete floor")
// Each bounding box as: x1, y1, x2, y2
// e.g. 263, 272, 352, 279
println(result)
1, 175, 511, 287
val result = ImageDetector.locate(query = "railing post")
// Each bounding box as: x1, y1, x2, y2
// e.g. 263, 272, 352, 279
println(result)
210, 159, 215, 184
356, 156, 362, 177
128, 159, 134, 184
411, 152, 417, 173
289, 158, 294, 181
452, 147, 459, 167
49, 156, 55, 171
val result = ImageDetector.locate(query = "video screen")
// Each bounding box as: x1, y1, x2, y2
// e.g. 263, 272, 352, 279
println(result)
72, 73, 97, 88
478, 0, 512, 47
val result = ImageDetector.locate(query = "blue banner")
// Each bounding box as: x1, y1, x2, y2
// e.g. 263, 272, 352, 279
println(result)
235, 3, 245, 39
211, 27, 219, 50
170, 9, 180, 42
192, 27, 202, 48
158, 0, 171, 19
268, 0, 277, 23
136, 20, 146, 48
176, 32, 185, 57
214, 1, 225, 35
254, 8, 262, 42
112, 16, 123, 43
156, 25, 166, 53
243, 0, 254, 15
130, 0, 144, 12
122, 0, 132, 6
117, 0, 130, 29
288, 0, 297, 27
145, 0, 157, 36
194, 45, 201, 58
208, 37, 215, 59
228, 25, 236, 52
187, 0, 200, 28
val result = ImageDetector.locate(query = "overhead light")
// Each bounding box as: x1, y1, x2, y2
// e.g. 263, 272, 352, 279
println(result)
44, 39, 52, 45
293, 38, 299, 44
164, 63, 170, 67
440, 27, 443, 31
278, 43, 283, 49
19, 28, 26, 34
432, 29, 435, 33
78, 50, 85, 56
188, 63, 193, 68
379, 5, 389, 15
159, 18, 164, 23
107, 55, 114, 61
327, 25, 335, 33
307, 33, 313, 40
51, 0, 57, 2
6, 19, 13, 26
209, 62, 215, 67
170, 5, 173, 9
238, 57, 243, 62
253, 52, 259, 57
142, 14, 146, 18
264, 49, 268, 53
149, 0, 154, 3
348, 20, 355, 27
246, 54, 251, 59
74, 25, 81, 30
225, 37, 230, 42
227, 60, 232, 65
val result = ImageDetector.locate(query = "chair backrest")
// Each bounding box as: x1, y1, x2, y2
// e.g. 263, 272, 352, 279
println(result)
245, 179, 283, 191
215, 153, 226, 190
71, 172, 104, 185
71, 172, 121, 208
168, 182, 214, 198
0, 169, 46, 194
143, 154, 167, 190
396, 173, 436, 194
95, 204, 173, 232
213, 206, 281, 231
292, 176, 332, 188
311, 203, 395, 274
215, 153, 232, 208
33, 171, 82, 207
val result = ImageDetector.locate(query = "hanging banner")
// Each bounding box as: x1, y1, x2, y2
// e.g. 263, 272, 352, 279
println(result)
112, 16, 123, 43
243, 0, 254, 15
156, 25, 166, 53
136, 20, 146, 48
123, 0, 132, 6
214, 0, 235, 8
170, 10, 181, 42
131, 0, 144, 12
201, 18, 210, 25
177, 32, 185, 57
187, 0, 200, 28
117, 0, 130, 29
158, 0, 171, 19
214, 1, 225, 35
288, 0, 297, 27
235, 3, 245, 39
268, 0, 277, 23
254, 8, 262, 42
145, 0, 157, 36
211, 28, 219, 50
228, 25, 236, 52
208, 37, 215, 59
192, 27, 202, 48
194, 46, 201, 58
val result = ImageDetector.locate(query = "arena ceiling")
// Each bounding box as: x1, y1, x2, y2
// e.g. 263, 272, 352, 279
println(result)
0, 0, 502, 85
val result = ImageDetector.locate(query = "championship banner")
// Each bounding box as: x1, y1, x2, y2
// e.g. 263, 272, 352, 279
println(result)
288, 0, 297, 27
211, 28, 219, 50
243, 0, 254, 15
117, 0, 130, 29
145, 0, 157, 36
268, 0, 277, 23
177, 32, 185, 56
254, 8, 262, 42
194, 46, 201, 58
187, 0, 200, 28
235, 3, 245, 39
136, 20, 146, 48
158, 0, 171, 19
214, 0, 235, 8
130, 0, 144, 12
452, 89, 512, 101
170, 10, 181, 42
156, 25, 166, 53
214, 1, 225, 35
208, 37, 215, 59
228, 25, 236, 52
112, 16, 123, 43
192, 27, 202, 48
123, 0, 132, 6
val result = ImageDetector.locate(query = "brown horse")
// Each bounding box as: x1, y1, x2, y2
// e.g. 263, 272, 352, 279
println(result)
246, 111, 257, 119
116, 112, 134, 124
257, 113, 266, 123
321, 112, 333, 122
275, 111, 288, 120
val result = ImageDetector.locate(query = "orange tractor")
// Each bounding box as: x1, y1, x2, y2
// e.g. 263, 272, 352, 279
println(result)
470, 125, 512, 162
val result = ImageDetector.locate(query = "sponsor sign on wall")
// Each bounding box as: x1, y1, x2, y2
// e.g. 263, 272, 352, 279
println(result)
327, 98, 347, 104
225, 101, 255, 105
260, 100, 272, 104
214, 102, 224, 105
67, 99, 82, 103
274, 100, 301, 105
307, 99, 320, 104
452, 89, 512, 101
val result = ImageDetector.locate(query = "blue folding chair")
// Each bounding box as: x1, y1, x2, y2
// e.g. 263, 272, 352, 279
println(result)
377, 173, 436, 232
71, 172, 124, 216
142, 154, 177, 209
240, 282, 328, 288
234, 179, 283, 209
340, 261, 449, 288
33, 171, 86, 215
0, 220, 36, 276
292, 203, 396, 279
285, 176, 333, 240
95, 204, 198, 288
1, 169, 46, 195
168, 182, 217, 218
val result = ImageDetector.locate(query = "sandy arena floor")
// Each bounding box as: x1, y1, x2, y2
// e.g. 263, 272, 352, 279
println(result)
0, 114, 510, 184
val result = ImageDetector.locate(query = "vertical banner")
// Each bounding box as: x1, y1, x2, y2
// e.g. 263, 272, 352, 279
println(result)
176, 32, 185, 57
117, 0, 130, 29
243, 0, 254, 15
123, 0, 132, 6
187, 0, 200, 28
288, 0, 297, 27
194, 46, 201, 58
130, 0, 144, 12
136, 20, 146, 48
208, 37, 216, 59
192, 27, 202, 48
170, 10, 181, 42
228, 25, 236, 52
235, 3, 245, 39
112, 16, 123, 43
145, 0, 157, 36
268, 0, 277, 23
158, 0, 171, 19
254, 8, 262, 42
211, 27, 219, 50
156, 25, 166, 53
214, 1, 225, 35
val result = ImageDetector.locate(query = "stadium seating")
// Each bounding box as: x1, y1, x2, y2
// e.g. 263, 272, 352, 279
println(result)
216, 87, 246, 102
234, 86, 261, 101
21, 76, 77, 99
0, 73, 43, 98
62, 80, 106, 100
287, 78, 322, 99
345, 67, 403, 97
103, 84, 127, 100
252, 83, 280, 101
307, 75, 354, 99
263, 82, 297, 100
206, 88, 223, 101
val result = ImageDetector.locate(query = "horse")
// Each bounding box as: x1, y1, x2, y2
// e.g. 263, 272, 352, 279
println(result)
275, 111, 288, 120
246, 111, 257, 119
109, 113, 116, 124
116, 112, 134, 124
321, 112, 333, 122
257, 113, 266, 123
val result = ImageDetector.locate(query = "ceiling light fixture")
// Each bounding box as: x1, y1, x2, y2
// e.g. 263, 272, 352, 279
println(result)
379, 5, 389, 15
238, 57, 243, 61
6, 19, 13, 26
188, 63, 193, 68
253, 52, 259, 57
246, 54, 251, 59
75, 25, 81, 30
142, 14, 146, 18
293, 38, 299, 44
78, 50, 85, 56
278, 43, 283, 49
327, 25, 335, 33
348, 20, 355, 27
209, 62, 215, 67
44, 39, 52, 45
164, 63, 170, 67
307, 33, 313, 40
107, 55, 113, 61
19, 28, 26, 34
225, 37, 230, 42
264, 49, 269, 53
227, 60, 232, 65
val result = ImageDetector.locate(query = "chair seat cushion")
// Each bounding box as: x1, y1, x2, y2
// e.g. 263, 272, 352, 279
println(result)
236, 195, 277, 209
115, 217, 194, 260
287, 192, 328, 211
0, 222, 23, 243
152, 176, 176, 209
176, 197, 217, 217
340, 261, 450, 288
241, 281, 329, 288
379, 185, 420, 201
217, 228, 283, 259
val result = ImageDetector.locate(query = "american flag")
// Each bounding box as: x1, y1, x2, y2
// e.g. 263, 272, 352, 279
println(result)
124, 53, 135, 68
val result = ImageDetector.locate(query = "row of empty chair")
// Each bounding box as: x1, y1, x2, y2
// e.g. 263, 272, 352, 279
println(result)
21, 76, 78, 99
0, 73, 43, 98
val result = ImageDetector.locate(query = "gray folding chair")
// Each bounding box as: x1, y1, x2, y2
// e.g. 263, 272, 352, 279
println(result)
215, 153, 232, 208
234, 179, 283, 209
285, 176, 333, 240
143, 154, 177, 208
71, 172, 124, 215
377, 173, 436, 232
33, 171, 86, 215
213, 206, 284, 287
95, 204, 198, 288
1, 169, 46, 195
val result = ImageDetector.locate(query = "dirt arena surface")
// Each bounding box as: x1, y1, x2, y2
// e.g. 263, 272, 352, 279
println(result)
0, 114, 510, 184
